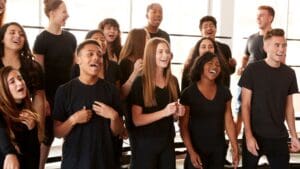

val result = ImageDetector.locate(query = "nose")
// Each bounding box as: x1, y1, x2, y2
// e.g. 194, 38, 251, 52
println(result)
15, 79, 23, 86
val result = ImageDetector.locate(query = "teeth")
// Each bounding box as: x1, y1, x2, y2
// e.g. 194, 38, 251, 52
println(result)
210, 70, 216, 74
90, 64, 98, 67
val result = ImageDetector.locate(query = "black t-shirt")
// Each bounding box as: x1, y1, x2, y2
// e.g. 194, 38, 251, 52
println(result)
52, 78, 122, 169
0, 56, 44, 97
216, 41, 235, 87
245, 32, 266, 64
149, 29, 171, 43
238, 61, 298, 138
0, 107, 40, 169
119, 58, 134, 86
130, 76, 177, 139
33, 30, 77, 105
180, 83, 231, 149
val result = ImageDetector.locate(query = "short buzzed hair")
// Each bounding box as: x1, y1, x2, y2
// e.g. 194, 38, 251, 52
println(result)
264, 28, 284, 41
146, 3, 162, 13
76, 39, 100, 56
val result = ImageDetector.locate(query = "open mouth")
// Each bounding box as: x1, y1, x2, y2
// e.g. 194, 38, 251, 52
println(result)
90, 63, 99, 68
17, 87, 24, 92
209, 70, 217, 74
108, 34, 115, 39
12, 39, 21, 45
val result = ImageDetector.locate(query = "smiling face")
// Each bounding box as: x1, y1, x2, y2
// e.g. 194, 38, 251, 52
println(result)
146, 4, 163, 28
201, 56, 221, 81
155, 42, 172, 70
7, 70, 27, 103
201, 21, 216, 39
264, 35, 287, 64
77, 43, 103, 77
199, 39, 215, 56
3, 24, 25, 52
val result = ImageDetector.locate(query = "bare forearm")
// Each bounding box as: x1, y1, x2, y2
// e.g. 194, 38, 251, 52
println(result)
241, 55, 249, 68
54, 117, 76, 138
110, 115, 124, 136
120, 72, 138, 99
225, 113, 238, 150
32, 91, 45, 130
286, 110, 298, 138
242, 105, 253, 138
179, 124, 196, 155
133, 109, 166, 126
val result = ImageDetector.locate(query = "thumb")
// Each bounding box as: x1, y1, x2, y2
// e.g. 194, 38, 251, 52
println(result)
83, 106, 86, 110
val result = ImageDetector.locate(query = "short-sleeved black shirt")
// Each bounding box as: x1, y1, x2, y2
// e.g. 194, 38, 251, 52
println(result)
52, 78, 122, 169
33, 30, 77, 105
130, 76, 177, 139
119, 58, 134, 86
180, 83, 231, 149
149, 29, 170, 43
216, 41, 235, 87
238, 61, 298, 138
245, 32, 266, 64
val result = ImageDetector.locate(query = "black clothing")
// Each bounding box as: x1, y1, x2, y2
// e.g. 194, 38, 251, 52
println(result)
0, 106, 40, 169
33, 30, 77, 106
33, 30, 76, 145
245, 32, 266, 64
52, 78, 122, 169
238, 60, 298, 138
180, 83, 231, 168
130, 76, 176, 139
149, 29, 171, 43
180, 83, 231, 149
119, 58, 134, 86
216, 41, 235, 87
242, 134, 290, 169
129, 76, 178, 169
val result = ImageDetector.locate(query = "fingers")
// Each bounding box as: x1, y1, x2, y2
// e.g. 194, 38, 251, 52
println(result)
248, 145, 258, 156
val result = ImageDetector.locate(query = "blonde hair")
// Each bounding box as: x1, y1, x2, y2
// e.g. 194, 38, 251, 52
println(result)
142, 38, 178, 107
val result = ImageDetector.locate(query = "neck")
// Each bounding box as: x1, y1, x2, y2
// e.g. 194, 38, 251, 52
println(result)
265, 57, 280, 68
198, 77, 216, 87
259, 25, 272, 36
47, 22, 62, 35
146, 25, 158, 33
78, 74, 98, 85
155, 69, 165, 85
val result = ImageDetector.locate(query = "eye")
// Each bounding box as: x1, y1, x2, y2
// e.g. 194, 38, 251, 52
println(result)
8, 78, 15, 85
87, 52, 94, 57
16, 75, 23, 81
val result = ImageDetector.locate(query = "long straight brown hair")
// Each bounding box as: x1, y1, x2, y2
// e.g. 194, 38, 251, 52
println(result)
142, 38, 178, 107
0, 66, 43, 142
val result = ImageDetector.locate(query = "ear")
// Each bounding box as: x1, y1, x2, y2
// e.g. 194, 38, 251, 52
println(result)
75, 55, 81, 65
